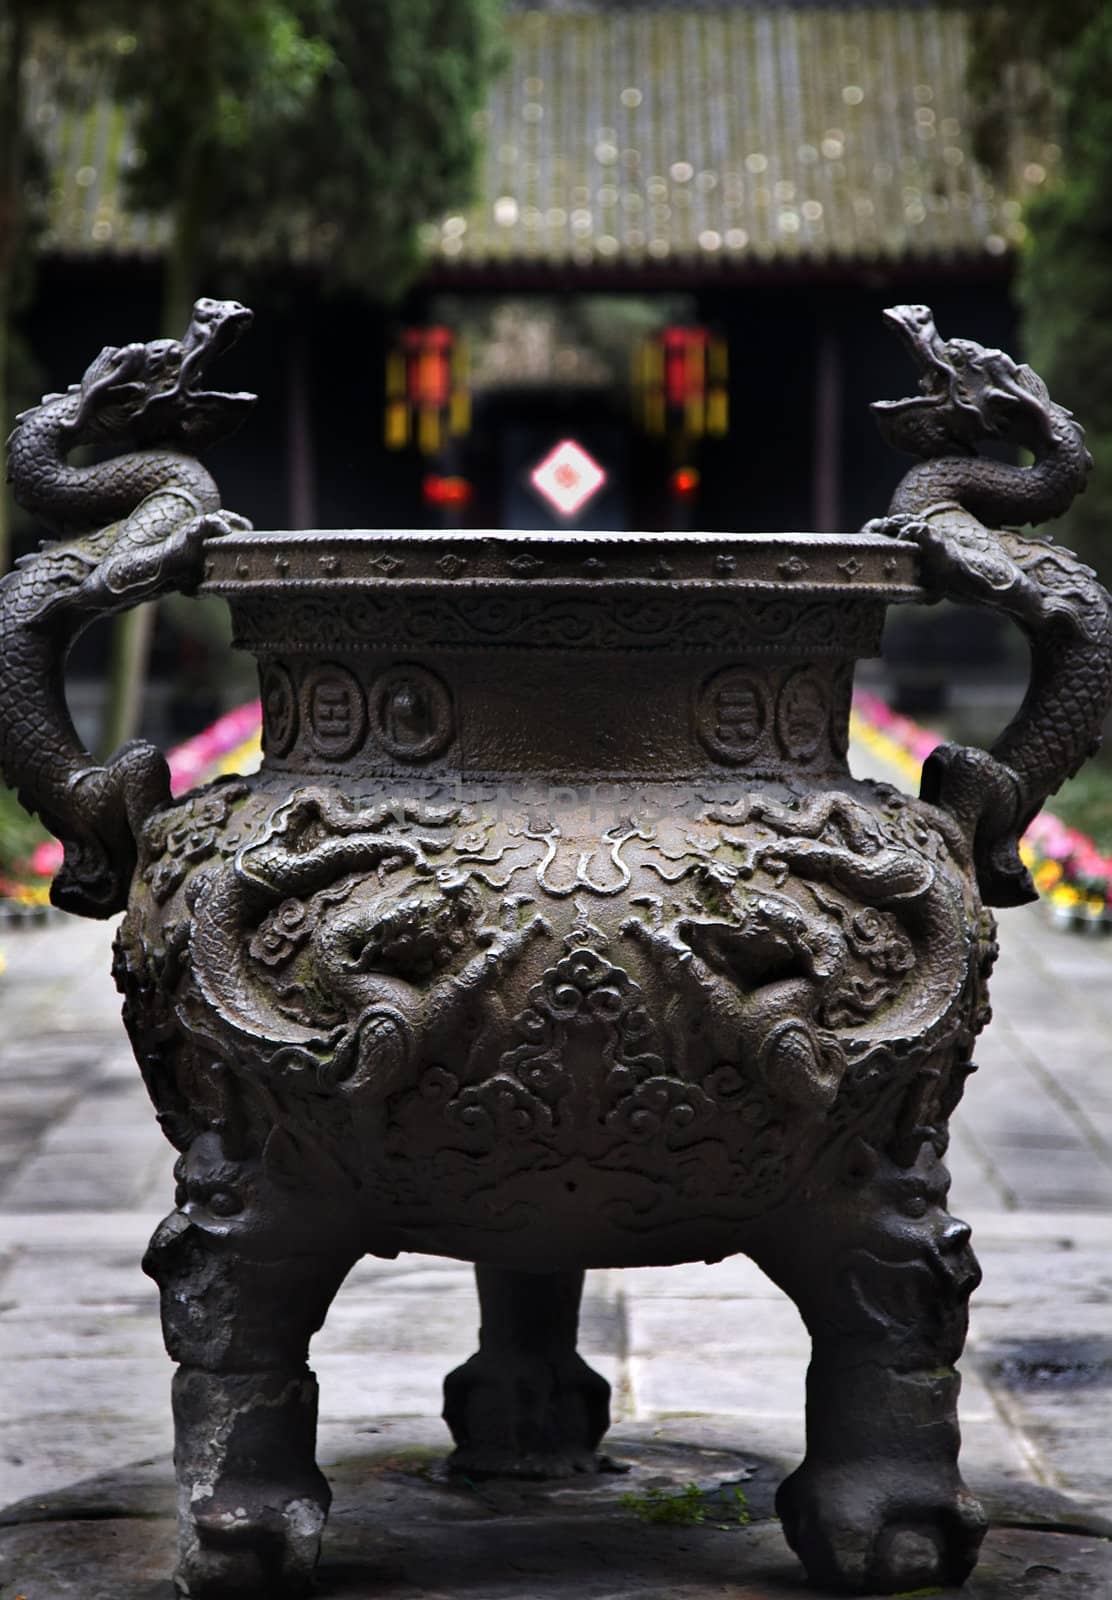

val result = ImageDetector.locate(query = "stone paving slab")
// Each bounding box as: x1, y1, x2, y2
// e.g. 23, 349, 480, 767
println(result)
0, 1216, 1105, 1508
2, 1432, 1110, 1600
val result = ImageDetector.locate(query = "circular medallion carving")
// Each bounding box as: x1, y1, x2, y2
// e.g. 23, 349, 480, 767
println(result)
303, 664, 367, 760
371, 664, 453, 762
776, 667, 829, 761
261, 664, 298, 757
697, 667, 768, 764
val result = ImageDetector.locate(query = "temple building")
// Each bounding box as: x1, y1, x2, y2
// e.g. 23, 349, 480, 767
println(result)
22, 0, 1050, 539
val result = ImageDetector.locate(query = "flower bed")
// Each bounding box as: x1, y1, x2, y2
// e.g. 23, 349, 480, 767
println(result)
4, 693, 1110, 932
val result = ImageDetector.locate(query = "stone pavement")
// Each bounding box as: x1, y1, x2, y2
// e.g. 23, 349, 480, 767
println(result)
0, 756, 1110, 1597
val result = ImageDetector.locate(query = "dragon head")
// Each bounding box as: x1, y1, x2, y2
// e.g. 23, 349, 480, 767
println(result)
872, 303, 1061, 459
69, 297, 256, 448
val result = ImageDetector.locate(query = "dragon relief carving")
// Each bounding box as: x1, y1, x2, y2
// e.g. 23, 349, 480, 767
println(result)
868, 304, 1112, 907
0, 298, 255, 915
117, 777, 984, 1233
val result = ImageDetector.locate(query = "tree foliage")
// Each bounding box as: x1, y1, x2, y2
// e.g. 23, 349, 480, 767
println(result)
110, 1, 335, 331
1, 0, 505, 568
1017, 8, 1112, 574
116, 0, 506, 313
241, 0, 507, 296
964, 2, 1112, 572
0, 2, 121, 574
37, 0, 503, 748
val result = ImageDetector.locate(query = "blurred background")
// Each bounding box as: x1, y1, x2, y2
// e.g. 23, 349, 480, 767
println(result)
2, 0, 1111, 886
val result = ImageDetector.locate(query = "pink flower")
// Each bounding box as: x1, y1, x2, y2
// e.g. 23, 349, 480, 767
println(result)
31, 839, 63, 878
168, 700, 262, 796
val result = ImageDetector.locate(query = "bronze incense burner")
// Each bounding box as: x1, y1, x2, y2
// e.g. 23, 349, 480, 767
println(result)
3, 300, 1109, 1597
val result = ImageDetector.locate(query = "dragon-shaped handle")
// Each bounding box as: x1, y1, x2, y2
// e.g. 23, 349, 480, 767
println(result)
869, 304, 1112, 907
0, 299, 256, 917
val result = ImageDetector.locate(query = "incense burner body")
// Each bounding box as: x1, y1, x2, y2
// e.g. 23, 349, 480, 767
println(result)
108, 528, 994, 1593
7, 300, 1111, 1599
117, 531, 988, 1273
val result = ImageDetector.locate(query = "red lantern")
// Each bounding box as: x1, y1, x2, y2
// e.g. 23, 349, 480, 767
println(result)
386, 327, 471, 454
408, 326, 453, 408
635, 326, 729, 440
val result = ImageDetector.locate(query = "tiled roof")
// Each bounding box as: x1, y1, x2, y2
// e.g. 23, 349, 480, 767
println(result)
30, 5, 1054, 271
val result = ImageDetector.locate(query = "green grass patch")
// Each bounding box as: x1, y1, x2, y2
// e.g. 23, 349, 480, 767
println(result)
0, 785, 48, 878
619, 1480, 750, 1528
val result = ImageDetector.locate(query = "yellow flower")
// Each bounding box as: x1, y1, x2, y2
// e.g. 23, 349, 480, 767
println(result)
16, 883, 50, 906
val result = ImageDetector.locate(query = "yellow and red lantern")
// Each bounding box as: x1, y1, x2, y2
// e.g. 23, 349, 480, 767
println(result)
385, 326, 471, 454
634, 325, 729, 440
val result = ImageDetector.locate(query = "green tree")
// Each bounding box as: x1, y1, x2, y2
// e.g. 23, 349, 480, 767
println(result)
0, 2, 123, 577
113, 2, 334, 335
0, 5, 128, 877
3, 0, 504, 747
96, 0, 505, 747
0, 9, 30, 578
1017, 8, 1112, 576
112, 0, 505, 321
0, 2, 327, 652
963, 2, 1112, 573
220, 0, 507, 297
98, 1, 335, 750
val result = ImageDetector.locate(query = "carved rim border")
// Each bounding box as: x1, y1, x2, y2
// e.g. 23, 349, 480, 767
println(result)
202, 529, 924, 596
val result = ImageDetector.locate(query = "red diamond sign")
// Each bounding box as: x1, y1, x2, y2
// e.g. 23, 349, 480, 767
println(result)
530, 439, 607, 518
